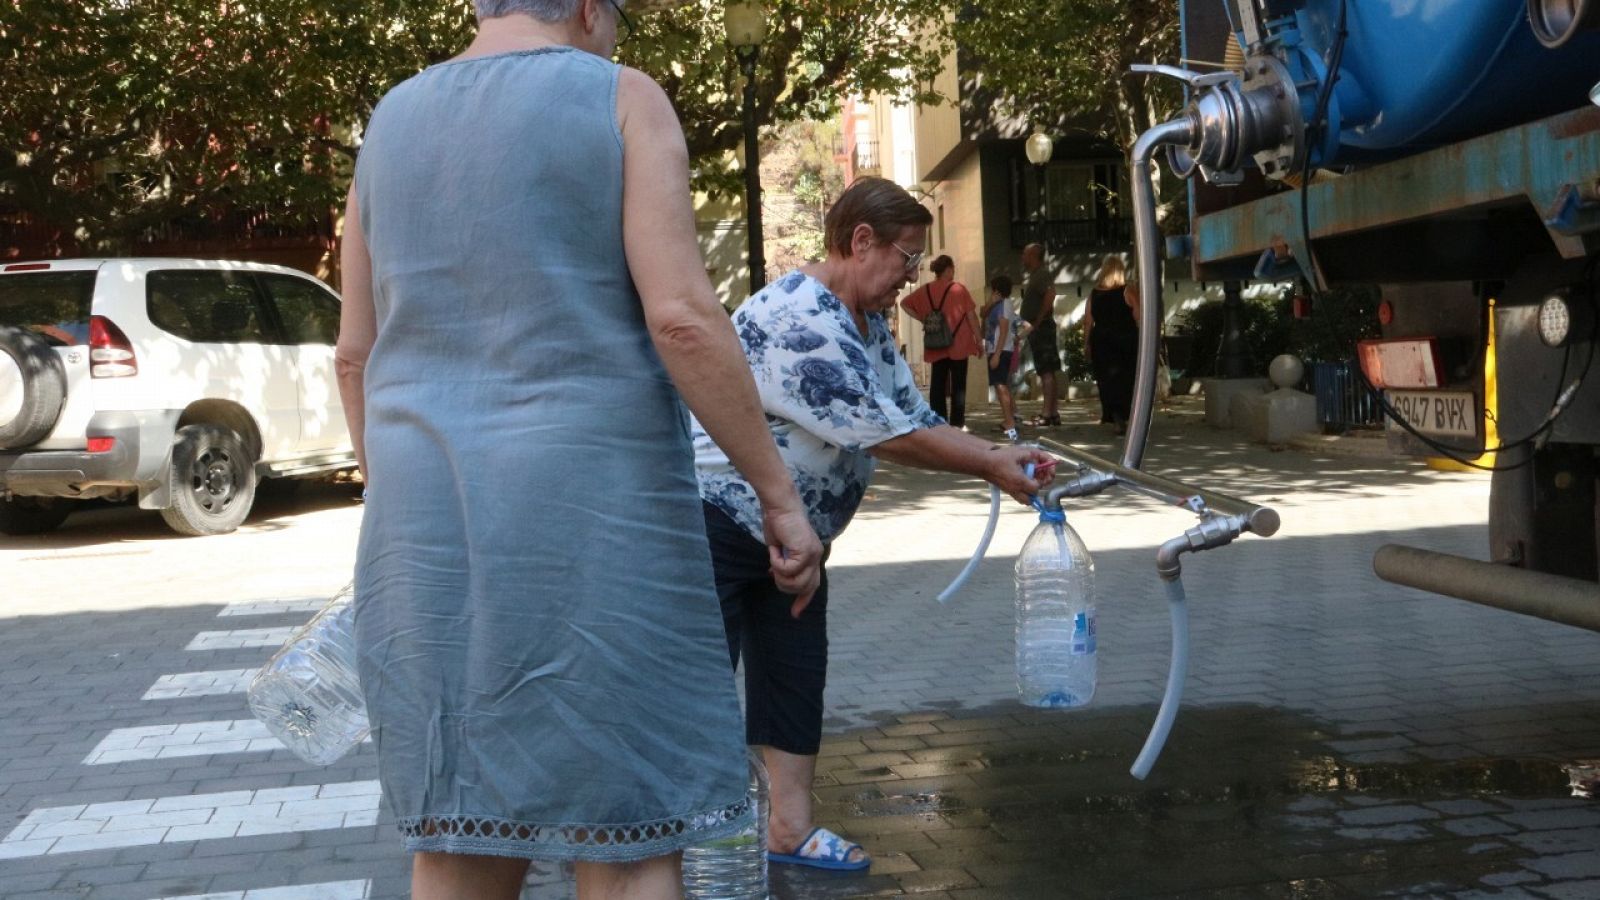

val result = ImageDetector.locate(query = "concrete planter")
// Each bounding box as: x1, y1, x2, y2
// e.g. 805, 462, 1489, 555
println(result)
1203, 377, 1271, 428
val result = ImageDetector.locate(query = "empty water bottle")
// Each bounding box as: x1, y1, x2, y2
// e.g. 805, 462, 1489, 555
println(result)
247, 583, 370, 766
683, 747, 769, 900
1014, 506, 1096, 708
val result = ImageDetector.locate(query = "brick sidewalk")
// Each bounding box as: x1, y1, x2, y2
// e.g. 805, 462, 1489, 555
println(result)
761, 397, 1600, 898
1, 396, 1597, 898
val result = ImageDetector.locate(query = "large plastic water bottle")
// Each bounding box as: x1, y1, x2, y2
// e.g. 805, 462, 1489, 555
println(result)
683, 748, 769, 900
1014, 507, 1097, 708
247, 583, 370, 766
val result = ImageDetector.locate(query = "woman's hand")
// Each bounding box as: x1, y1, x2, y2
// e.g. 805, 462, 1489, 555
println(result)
762, 505, 823, 617
984, 444, 1057, 505
989, 352, 1000, 370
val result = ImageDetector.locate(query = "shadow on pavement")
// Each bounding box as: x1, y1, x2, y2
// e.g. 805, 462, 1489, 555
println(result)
0, 480, 363, 551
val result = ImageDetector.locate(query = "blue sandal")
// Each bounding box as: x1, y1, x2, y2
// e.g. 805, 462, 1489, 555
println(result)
767, 826, 871, 872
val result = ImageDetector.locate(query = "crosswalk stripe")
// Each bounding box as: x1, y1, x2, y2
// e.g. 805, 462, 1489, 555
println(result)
85, 719, 371, 765
185, 627, 298, 652
217, 597, 326, 618
142, 669, 259, 700
84, 719, 278, 764
153, 879, 371, 900
0, 781, 381, 858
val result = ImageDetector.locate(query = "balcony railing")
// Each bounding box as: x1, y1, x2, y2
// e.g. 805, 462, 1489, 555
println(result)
1010, 217, 1133, 250
852, 139, 881, 175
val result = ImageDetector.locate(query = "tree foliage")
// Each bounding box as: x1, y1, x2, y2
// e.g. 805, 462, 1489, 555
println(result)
760, 119, 845, 274
620, 0, 950, 197
0, 0, 471, 253
952, 0, 1181, 152
2, 0, 952, 251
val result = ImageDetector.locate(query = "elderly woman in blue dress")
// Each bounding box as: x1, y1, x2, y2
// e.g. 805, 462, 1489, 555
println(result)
693, 176, 1053, 872
337, 1, 824, 898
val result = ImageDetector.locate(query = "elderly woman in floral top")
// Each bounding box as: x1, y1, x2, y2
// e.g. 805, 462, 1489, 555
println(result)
692, 177, 1053, 873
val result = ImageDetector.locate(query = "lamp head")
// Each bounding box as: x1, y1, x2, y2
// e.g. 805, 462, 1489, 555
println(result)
724, 0, 766, 51
1024, 130, 1054, 166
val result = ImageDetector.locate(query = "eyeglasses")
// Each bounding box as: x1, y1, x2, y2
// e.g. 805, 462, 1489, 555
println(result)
890, 241, 924, 274
608, 0, 633, 47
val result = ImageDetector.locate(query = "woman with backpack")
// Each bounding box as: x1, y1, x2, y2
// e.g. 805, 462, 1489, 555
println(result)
901, 255, 982, 428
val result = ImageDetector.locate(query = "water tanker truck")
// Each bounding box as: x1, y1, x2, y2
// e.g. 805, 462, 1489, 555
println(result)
1117, 0, 1600, 629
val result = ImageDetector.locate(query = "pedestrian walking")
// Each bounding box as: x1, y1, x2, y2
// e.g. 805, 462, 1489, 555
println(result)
693, 176, 1053, 874
984, 273, 1022, 441
335, 2, 822, 898
1019, 243, 1061, 426
900, 255, 982, 429
1084, 255, 1139, 434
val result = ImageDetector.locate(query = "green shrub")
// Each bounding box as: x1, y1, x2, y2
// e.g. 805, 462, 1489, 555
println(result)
1169, 283, 1380, 376
1059, 324, 1091, 381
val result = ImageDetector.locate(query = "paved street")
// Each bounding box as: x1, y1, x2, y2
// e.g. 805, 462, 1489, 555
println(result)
2, 396, 1598, 898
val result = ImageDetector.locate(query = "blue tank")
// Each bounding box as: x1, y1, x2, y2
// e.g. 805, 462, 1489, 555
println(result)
1250, 0, 1600, 161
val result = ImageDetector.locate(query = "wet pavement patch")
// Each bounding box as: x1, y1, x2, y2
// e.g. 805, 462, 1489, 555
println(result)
776, 703, 1598, 898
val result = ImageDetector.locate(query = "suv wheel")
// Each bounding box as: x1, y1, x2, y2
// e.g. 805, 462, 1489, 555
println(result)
0, 325, 68, 450
0, 496, 73, 535
160, 424, 258, 536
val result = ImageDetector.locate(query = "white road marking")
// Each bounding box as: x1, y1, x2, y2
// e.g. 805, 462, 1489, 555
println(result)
85, 719, 370, 764
152, 879, 371, 899
142, 669, 259, 700
185, 627, 298, 652
0, 781, 382, 858
217, 597, 326, 617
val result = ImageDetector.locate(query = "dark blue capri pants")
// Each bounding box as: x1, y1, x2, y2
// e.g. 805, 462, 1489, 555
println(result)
701, 501, 831, 756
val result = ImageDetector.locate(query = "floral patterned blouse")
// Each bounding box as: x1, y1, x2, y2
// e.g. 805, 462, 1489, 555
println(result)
693, 270, 944, 544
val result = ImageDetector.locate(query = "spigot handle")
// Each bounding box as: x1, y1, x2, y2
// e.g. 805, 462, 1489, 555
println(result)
1130, 63, 1236, 90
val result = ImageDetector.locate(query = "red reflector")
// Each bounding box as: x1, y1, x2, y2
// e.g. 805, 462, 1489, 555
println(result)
1357, 338, 1444, 389
3, 262, 50, 272
87, 437, 116, 453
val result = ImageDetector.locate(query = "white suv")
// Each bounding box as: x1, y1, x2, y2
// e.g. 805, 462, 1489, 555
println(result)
0, 258, 356, 536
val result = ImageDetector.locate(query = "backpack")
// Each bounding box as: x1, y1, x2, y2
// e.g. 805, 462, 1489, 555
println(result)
921, 283, 958, 350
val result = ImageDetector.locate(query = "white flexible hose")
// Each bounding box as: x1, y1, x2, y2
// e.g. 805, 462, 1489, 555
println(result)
1130, 576, 1189, 780
936, 484, 1003, 604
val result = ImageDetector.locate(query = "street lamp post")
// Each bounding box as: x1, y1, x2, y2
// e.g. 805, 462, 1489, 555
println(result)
725, 1, 767, 295
1024, 127, 1054, 241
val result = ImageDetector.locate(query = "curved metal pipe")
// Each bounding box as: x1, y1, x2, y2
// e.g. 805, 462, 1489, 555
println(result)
1125, 117, 1197, 471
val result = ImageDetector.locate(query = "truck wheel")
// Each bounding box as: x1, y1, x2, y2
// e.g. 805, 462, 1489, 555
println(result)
160, 424, 258, 536
0, 496, 73, 535
0, 325, 67, 449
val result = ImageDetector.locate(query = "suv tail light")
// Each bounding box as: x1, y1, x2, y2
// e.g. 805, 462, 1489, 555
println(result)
89, 315, 138, 378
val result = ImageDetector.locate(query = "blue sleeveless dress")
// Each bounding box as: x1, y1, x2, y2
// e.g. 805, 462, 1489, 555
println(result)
351, 47, 749, 862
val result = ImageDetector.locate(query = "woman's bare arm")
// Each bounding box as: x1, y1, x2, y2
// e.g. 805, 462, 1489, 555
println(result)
335, 187, 376, 483
617, 66, 821, 609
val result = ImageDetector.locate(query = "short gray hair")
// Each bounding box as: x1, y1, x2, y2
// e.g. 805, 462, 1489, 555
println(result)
474, 0, 587, 21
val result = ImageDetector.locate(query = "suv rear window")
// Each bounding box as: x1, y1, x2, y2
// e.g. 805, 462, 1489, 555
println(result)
0, 271, 96, 346
259, 274, 340, 345
147, 270, 269, 344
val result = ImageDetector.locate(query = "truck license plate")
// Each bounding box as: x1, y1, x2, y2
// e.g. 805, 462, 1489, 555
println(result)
1385, 390, 1477, 439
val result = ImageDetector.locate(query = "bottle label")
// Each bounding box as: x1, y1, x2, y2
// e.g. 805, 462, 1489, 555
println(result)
1072, 609, 1096, 655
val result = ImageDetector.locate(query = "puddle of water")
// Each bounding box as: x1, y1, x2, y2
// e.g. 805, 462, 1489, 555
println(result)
790, 703, 1595, 898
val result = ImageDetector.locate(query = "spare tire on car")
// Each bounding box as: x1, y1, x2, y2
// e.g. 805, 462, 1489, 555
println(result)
0, 325, 68, 450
